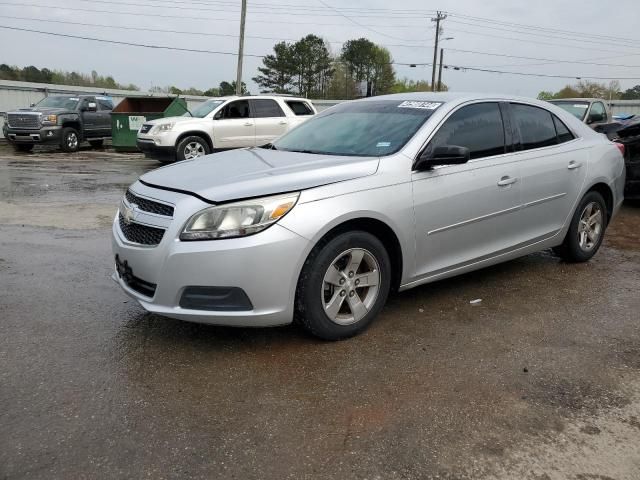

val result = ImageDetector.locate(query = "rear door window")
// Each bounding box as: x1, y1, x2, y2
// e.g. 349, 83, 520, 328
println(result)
511, 104, 558, 151
427, 102, 506, 160
251, 99, 285, 118
286, 100, 314, 116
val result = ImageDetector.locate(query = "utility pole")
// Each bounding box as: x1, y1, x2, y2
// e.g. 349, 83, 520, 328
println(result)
437, 48, 444, 92
235, 0, 247, 95
431, 11, 446, 92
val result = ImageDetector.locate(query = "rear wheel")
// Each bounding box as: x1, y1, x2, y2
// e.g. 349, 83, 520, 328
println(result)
60, 127, 80, 153
553, 191, 607, 262
296, 231, 391, 340
14, 144, 34, 152
176, 136, 210, 161
88, 139, 104, 149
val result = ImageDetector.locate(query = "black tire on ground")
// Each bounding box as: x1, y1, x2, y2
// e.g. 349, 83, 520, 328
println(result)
88, 139, 104, 149
553, 191, 608, 263
14, 144, 34, 152
175, 136, 210, 162
295, 230, 392, 341
60, 127, 80, 153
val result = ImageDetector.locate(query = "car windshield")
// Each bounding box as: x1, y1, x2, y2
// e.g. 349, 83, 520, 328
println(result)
550, 101, 590, 121
36, 96, 80, 109
272, 100, 443, 157
186, 99, 225, 118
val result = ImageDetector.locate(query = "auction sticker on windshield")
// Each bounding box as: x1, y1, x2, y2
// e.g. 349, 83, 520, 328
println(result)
398, 101, 442, 110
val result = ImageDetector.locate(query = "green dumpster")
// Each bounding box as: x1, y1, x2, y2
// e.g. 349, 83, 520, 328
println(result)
110, 96, 188, 151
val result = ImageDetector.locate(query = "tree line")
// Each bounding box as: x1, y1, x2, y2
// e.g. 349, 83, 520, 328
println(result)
0, 34, 443, 99
0, 64, 139, 91
538, 80, 640, 100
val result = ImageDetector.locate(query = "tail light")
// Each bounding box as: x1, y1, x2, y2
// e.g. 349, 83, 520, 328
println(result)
614, 142, 625, 156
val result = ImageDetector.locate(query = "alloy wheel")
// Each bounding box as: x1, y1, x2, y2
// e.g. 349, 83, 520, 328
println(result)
66, 132, 78, 149
577, 201, 603, 251
184, 142, 205, 159
321, 248, 381, 325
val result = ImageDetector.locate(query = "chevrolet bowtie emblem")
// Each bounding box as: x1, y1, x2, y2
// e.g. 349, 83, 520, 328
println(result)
121, 202, 137, 224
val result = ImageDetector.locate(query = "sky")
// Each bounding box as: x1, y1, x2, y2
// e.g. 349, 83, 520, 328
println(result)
0, 0, 639, 98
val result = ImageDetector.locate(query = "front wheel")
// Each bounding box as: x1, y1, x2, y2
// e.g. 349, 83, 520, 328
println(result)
176, 136, 210, 161
296, 231, 391, 340
60, 127, 80, 153
553, 191, 607, 262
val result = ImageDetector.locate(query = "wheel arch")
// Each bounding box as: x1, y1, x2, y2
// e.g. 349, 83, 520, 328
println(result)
584, 181, 614, 223
175, 130, 214, 151
300, 216, 404, 293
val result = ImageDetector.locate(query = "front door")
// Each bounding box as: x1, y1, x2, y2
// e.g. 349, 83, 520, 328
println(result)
412, 102, 522, 279
80, 97, 100, 138
213, 100, 255, 148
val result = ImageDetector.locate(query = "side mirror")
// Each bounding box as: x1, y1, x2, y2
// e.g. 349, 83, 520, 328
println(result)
86, 102, 97, 112
414, 145, 470, 171
213, 111, 223, 120
587, 112, 604, 124
29, 103, 36, 107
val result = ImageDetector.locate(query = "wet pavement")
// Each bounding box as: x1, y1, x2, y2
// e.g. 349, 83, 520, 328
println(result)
1, 143, 639, 480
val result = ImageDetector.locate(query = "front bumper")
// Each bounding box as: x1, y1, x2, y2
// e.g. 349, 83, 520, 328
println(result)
4, 125, 62, 144
111, 191, 311, 326
136, 138, 176, 160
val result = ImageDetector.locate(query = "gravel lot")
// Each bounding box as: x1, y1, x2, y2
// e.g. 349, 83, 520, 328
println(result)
1, 143, 639, 480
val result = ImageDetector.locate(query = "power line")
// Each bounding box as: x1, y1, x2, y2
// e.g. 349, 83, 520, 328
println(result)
0, 25, 266, 57
0, 14, 431, 48
446, 48, 640, 69
0, 1, 428, 30
446, 19, 640, 51
447, 12, 640, 45
315, 0, 418, 41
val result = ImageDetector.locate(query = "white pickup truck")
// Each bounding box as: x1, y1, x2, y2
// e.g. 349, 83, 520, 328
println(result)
136, 95, 317, 163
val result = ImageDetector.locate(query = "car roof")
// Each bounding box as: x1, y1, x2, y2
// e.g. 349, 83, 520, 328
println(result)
549, 98, 602, 103
359, 91, 559, 109
213, 95, 312, 102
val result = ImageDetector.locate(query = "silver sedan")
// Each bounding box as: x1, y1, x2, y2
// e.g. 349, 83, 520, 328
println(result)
112, 93, 625, 340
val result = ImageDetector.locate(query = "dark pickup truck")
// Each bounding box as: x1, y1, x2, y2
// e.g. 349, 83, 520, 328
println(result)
3, 95, 113, 153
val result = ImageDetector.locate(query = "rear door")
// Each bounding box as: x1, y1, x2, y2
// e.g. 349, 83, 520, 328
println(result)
212, 100, 255, 148
250, 99, 288, 145
509, 103, 587, 242
412, 101, 522, 278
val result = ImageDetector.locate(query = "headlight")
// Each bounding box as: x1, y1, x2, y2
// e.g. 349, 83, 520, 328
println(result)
151, 122, 174, 134
42, 114, 57, 124
180, 192, 299, 240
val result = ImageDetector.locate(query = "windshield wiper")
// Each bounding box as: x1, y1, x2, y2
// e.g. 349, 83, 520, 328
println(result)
284, 149, 323, 155
259, 143, 277, 150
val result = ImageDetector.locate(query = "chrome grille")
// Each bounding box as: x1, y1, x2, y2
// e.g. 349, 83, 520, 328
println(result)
125, 190, 174, 217
7, 113, 40, 129
118, 213, 165, 246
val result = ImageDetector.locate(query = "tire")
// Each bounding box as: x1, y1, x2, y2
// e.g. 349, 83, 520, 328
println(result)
88, 139, 104, 149
553, 191, 608, 262
175, 136, 210, 161
60, 127, 80, 153
14, 144, 34, 152
296, 231, 392, 341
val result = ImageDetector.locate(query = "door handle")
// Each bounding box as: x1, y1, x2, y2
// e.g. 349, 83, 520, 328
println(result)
244, 122, 253, 126
567, 161, 582, 170
278, 121, 288, 125
497, 176, 518, 187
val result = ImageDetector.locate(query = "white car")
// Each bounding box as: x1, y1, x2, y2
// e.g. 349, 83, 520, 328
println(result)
136, 95, 316, 163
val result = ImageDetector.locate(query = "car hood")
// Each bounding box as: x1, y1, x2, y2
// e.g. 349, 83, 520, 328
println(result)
140, 148, 380, 203
8, 107, 70, 114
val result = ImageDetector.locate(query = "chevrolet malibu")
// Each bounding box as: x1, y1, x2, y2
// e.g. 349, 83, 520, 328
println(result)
112, 92, 625, 340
